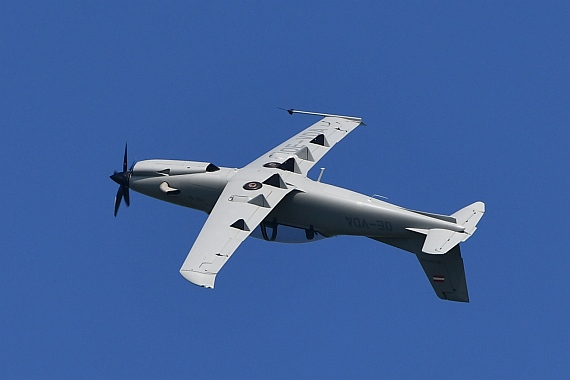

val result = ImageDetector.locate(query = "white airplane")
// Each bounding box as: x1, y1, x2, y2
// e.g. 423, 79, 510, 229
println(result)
111, 110, 484, 302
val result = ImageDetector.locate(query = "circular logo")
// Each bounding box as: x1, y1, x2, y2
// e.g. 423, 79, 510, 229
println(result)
263, 162, 281, 168
243, 181, 263, 190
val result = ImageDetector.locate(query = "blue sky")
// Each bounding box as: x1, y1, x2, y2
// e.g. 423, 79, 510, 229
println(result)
1, 1, 568, 378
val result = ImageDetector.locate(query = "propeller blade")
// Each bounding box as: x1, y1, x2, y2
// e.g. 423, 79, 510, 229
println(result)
114, 186, 124, 217
123, 143, 128, 172
124, 187, 130, 207
112, 143, 134, 217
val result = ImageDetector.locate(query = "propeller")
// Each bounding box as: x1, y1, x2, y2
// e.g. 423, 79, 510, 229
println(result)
110, 143, 134, 216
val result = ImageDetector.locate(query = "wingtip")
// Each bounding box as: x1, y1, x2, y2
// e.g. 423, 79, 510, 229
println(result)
284, 109, 362, 122
180, 269, 216, 288
277, 107, 294, 115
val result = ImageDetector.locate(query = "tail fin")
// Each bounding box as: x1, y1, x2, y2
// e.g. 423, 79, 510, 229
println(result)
420, 201, 485, 254
371, 202, 484, 302
451, 201, 485, 236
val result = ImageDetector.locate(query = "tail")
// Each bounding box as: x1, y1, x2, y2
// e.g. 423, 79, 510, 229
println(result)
369, 201, 484, 302
372, 202, 484, 302
418, 201, 485, 254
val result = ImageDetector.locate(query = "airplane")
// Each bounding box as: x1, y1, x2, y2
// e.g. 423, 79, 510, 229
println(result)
110, 109, 484, 302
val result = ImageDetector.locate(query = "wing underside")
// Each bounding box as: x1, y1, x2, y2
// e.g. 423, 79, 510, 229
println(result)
246, 115, 363, 175
180, 169, 294, 287
180, 112, 363, 287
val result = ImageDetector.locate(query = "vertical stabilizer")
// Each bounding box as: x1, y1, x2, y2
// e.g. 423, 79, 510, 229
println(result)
410, 201, 485, 254
451, 201, 485, 235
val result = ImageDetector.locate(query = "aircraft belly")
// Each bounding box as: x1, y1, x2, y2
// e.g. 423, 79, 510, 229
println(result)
267, 185, 460, 239
267, 189, 409, 238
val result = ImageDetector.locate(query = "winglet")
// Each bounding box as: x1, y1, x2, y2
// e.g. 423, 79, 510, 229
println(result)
283, 108, 364, 124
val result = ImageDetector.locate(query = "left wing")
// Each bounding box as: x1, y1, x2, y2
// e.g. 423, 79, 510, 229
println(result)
179, 168, 294, 287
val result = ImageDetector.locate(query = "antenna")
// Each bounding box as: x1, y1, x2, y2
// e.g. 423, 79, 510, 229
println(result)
279, 108, 364, 124
317, 168, 326, 182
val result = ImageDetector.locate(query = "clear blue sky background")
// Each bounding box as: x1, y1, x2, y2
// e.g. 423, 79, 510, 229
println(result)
1, 1, 568, 378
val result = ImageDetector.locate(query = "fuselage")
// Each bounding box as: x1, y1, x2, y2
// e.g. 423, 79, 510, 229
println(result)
130, 159, 463, 244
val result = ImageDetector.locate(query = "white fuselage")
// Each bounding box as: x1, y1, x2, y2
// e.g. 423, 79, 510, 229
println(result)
130, 160, 463, 243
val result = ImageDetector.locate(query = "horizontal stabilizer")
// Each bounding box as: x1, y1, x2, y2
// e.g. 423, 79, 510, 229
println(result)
417, 246, 469, 302
369, 236, 469, 302
422, 228, 467, 254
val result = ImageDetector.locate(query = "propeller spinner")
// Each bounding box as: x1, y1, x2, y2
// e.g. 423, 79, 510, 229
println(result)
110, 143, 134, 216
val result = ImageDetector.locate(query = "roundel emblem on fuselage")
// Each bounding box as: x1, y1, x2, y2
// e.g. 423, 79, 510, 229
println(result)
243, 181, 263, 190
263, 162, 280, 168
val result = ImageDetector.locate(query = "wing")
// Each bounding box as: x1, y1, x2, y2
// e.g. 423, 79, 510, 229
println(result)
180, 111, 363, 287
245, 111, 364, 176
179, 168, 295, 287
